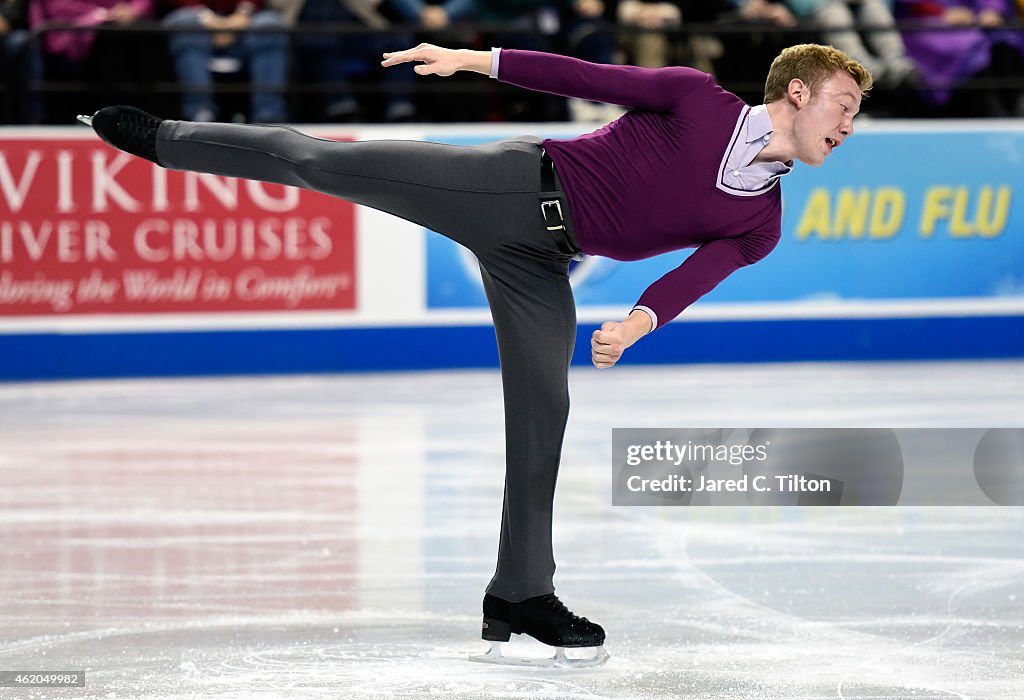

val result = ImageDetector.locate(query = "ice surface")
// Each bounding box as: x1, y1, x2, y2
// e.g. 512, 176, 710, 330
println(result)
1, 361, 1022, 699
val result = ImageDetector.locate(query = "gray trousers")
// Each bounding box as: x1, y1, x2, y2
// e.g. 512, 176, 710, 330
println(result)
156, 122, 580, 602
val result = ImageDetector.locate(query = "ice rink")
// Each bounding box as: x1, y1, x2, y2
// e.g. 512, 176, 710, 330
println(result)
1, 360, 1022, 699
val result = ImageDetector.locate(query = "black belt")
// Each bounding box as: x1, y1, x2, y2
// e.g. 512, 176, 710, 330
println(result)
541, 149, 559, 192
539, 150, 580, 257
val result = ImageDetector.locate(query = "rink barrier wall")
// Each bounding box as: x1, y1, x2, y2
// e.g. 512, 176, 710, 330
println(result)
2, 315, 1023, 381
1, 122, 1022, 379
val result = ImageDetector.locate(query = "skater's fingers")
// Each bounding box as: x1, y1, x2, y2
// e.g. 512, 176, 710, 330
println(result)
591, 342, 622, 361
381, 44, 440, 67
592, 343, 622, 361
593, 345, 622, 360
383, 55, 445, 76
595, 322, 626, 342
381, 49, 426, 67
593, 321, 629, 368
591, 329, 622, 346
381, 52, 416, 67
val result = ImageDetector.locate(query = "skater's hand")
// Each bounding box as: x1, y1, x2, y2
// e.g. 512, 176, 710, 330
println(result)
591, 311, 652, 369
381, 44, 491, 77
592, 322, 627, 368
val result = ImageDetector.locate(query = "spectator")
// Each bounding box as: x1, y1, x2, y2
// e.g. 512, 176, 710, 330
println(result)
1017, 2, 1024, 112
389, 0, 474, 31
782, 0, 918, 88
616, 1, 729, 79
28, 0, 154, 122
736, 0, 797, 25
561, 0, 615, 63
713, 0, 803, 105
563, 0, 620, 119
473, 0, 615, 63
391, 0, 481, 120
473, 0, 618, 119
896, 0, 1024, 115
1, 0, 38, 122
161, 0, 288, 122
616, 0, 685, 68
984, 0, 1024, 114
271, 0, 427, 122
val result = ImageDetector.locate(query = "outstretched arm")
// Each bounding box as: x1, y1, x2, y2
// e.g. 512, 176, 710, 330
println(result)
381, 43, 491, 77
383, 43, 711, 111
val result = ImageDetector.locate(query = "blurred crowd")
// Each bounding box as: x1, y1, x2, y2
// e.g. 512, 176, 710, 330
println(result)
2, 0, 1023, 124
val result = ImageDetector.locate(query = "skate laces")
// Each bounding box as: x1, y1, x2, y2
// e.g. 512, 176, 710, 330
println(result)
544, 594, 591, 626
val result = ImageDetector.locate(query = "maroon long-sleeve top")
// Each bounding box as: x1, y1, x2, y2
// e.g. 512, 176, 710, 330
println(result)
497, 49, 786, 329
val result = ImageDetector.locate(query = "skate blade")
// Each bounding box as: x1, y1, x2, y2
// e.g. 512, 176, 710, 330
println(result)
468, 641, 609, 669
76, 114, 93, 127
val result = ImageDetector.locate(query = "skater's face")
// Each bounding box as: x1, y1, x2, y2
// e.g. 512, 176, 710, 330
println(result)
790, 71, 861, 167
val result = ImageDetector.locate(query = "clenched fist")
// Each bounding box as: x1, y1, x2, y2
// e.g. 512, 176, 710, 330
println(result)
591, 310, 653, 368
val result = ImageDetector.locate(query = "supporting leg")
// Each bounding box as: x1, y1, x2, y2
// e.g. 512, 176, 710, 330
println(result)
477, 253, 576, 602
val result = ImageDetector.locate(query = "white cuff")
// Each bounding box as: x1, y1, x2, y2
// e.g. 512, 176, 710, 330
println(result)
489, 47, 501, 79
632, 306, 658, 332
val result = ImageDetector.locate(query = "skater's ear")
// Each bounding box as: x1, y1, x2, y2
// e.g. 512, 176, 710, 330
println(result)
786, 78, 810, 108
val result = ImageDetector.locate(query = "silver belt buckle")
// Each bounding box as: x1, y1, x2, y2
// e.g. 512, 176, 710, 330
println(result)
541, 198, 564, 231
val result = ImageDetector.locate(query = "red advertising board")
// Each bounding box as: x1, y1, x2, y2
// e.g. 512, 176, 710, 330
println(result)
0, 136, 356, 316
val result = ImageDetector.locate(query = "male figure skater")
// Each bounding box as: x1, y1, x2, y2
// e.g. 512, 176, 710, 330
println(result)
81, 42, 870, 667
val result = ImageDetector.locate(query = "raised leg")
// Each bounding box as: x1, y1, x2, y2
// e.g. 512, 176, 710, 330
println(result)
155, 121, 548, 252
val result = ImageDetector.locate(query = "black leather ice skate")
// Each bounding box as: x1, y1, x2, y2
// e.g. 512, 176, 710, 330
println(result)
470, 593, 609, 668
79, 106, 164, 166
